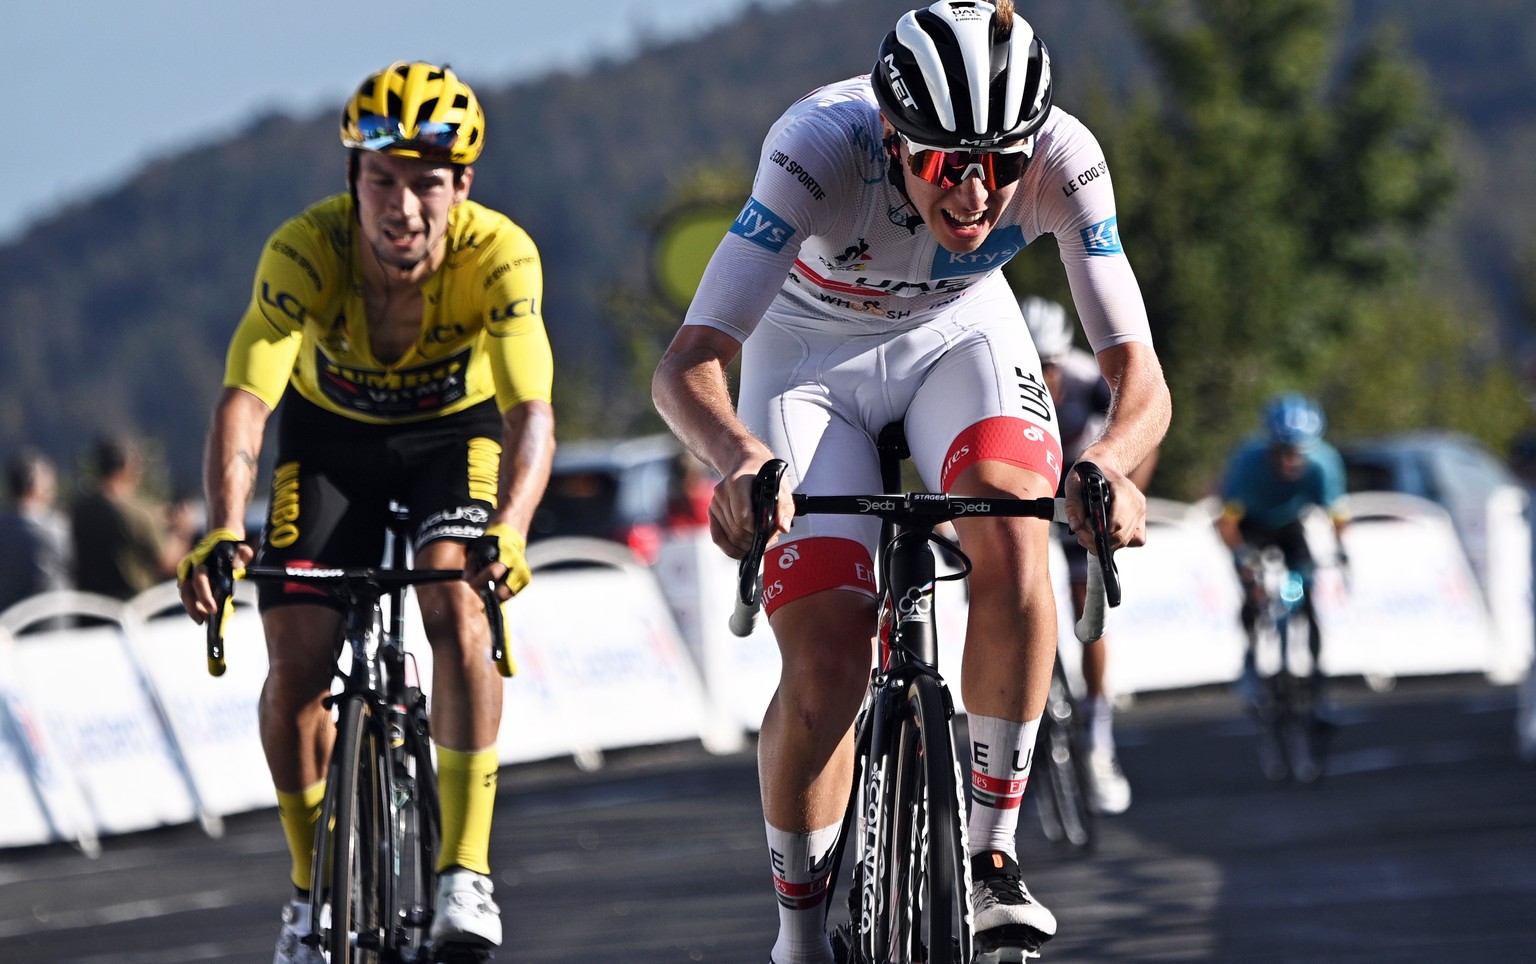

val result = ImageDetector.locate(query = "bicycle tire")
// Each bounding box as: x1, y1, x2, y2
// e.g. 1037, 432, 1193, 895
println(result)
898, 673, 971, 963
852, 694, 901, 963
393, 706, 441, 954
326, 695, 388, 963
1033, 667, 1097, 852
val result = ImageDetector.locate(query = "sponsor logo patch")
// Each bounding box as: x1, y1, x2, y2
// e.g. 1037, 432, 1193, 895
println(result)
931, 226, 1027, 279
316, 345, 471, 417
1080, 216, 1123, 256
730, 197, 795, 252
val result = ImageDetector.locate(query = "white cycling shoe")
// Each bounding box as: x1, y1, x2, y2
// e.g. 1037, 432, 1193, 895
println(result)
1088, 748, 1133, 815
430, 868, 503, 948
273, 900, 324, 964
971, 851, 1056, 961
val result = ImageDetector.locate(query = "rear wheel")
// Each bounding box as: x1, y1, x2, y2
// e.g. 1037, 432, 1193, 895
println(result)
325, 696, 387, 963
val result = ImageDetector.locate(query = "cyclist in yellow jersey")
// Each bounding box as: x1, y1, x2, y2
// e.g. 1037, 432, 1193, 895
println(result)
177, 62, 555, 963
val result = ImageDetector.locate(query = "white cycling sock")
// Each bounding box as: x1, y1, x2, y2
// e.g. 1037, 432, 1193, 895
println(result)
967, 714, 1041, 857
766, 820, 839, 964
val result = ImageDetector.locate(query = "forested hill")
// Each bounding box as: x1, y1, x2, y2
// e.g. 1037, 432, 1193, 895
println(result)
1, 0, 1532, 491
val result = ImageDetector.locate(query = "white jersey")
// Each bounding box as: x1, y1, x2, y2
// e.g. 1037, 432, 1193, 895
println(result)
684, 76, 1152, 353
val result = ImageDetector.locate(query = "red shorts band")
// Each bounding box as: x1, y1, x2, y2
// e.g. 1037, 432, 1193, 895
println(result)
762, 537, 877, 617
940, 416, 1064, 493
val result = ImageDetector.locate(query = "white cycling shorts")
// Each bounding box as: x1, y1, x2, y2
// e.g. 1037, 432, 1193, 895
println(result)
739, 276, 1064, 616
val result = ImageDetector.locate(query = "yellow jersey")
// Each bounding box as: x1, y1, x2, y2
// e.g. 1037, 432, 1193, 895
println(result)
224, 195, 553, 423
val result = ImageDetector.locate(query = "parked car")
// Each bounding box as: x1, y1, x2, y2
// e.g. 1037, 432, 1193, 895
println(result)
528, 433, 689, 564
1338, 429, 1525, 596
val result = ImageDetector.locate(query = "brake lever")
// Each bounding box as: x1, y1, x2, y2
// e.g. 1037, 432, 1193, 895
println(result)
731, 459, 787, 636
205, 541, 239, 677
1076, 461, 1122, 608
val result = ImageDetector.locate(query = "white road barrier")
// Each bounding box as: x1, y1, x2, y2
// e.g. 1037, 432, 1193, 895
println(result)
1, 494, 1529, 851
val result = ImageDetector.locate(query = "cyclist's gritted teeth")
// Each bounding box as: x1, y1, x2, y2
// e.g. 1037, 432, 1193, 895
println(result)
383, 223, 424, 247
942, 207, 989, 234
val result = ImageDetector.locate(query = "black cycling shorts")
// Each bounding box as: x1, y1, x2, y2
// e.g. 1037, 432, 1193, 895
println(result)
255, 391, 502, 610
1238, 517, 1315, 575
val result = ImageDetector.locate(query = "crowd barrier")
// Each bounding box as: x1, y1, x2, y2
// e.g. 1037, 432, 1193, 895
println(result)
2, 493, 1530, 854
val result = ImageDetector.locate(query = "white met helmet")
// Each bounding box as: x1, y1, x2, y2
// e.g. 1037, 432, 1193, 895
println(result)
872, 0, 1053, 150
1021, 295, 1072, 361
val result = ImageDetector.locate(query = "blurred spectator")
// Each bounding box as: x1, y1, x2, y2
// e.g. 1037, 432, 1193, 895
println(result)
0, 448, 72, 611
166, 479, 206, 550
69, 434, 184, 599
666, 450, 715, 531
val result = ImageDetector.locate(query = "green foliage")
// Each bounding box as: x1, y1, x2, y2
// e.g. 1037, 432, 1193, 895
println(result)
574, 165, 753, 441
1, 0, 1532, 493
1094, 0, 1517, 498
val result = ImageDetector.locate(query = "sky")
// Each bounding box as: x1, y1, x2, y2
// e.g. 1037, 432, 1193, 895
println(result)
4, 0, 798, 243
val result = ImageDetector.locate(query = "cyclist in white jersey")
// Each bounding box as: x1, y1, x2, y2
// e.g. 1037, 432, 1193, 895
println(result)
653, 4, 1170, 961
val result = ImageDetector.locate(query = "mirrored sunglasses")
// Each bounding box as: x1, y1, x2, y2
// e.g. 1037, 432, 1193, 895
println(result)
344, 115, 459, 159
901, 134, 1033, 190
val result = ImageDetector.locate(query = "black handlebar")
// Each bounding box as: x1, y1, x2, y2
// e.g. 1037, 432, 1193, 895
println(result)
730, 459, 1123, 643
204, 555, 510, 678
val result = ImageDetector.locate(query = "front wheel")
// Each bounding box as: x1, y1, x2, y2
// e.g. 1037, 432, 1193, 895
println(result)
887, 674, 971, 963
392, 701, 441, 955
322, 695, 388, 963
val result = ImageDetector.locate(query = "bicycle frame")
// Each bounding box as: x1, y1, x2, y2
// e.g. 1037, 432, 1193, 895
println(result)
1253, 547, 1309, 677
203, 510, 507, 962
844, 505, 974, 962
732, 452, 1121, 963
1246, 547, 1332, 783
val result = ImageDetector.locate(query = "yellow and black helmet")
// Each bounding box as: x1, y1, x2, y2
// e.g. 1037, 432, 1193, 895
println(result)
340, 61, 485, 165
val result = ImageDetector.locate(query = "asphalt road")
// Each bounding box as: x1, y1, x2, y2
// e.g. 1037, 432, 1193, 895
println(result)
2, 674, 1532, 963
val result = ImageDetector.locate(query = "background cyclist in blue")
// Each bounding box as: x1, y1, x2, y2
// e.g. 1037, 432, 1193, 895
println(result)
1217, 393, 1349, 708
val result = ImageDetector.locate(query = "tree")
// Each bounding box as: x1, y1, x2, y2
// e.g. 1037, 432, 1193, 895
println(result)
1025, 0, 1523, 498
557, 164, 752, 441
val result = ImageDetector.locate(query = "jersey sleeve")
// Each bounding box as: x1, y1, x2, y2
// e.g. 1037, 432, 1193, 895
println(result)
223, 218, 328, 409
1220, 443, 1259, 516
1316, 444, 1349, 516
1029, 113, 1154, 356
683, 101, 852, 342
479, 225, 554, 409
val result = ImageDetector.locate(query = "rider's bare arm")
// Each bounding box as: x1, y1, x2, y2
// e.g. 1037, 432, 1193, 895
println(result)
1072, 342, 1172, 550
181, 387, 270, 620
653, 324, 788, 558
491, 400, 555, 539
466, 399, 556, 598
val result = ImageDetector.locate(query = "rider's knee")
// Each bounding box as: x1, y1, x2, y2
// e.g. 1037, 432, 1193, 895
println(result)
415, 583, 482, 643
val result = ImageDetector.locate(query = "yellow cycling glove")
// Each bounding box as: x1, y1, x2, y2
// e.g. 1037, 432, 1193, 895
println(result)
176, 528, 244, 584
477, 523, 532, 596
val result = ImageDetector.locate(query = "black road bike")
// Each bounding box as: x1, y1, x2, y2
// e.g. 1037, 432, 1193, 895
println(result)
732, 428, 1120, 963
206, 508, 509, 963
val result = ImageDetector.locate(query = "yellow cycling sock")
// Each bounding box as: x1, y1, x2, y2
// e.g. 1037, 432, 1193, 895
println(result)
276, 782, 327, 892
436, 746, 499, 875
